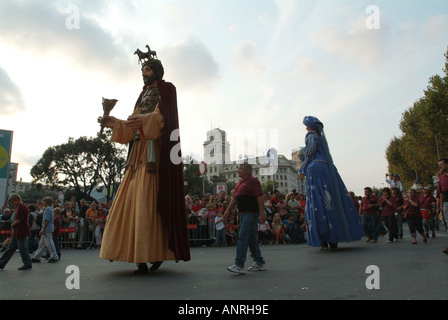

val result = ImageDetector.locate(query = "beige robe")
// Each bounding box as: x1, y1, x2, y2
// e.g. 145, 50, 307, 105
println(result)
99, 107, 176, 263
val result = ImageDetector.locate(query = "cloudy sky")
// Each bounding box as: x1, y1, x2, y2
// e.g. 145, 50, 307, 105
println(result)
1, 0, 447, 195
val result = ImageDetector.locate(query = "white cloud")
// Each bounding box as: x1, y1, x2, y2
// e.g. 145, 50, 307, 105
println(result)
0, 66, 26, 115
0, 0, 134, 81
311, 16, 389, 69
294, 57, 328, 83
0, 0, 447, 196
422, 14, 448, 42
162, 38, 220, 92
232, 40, 265, 79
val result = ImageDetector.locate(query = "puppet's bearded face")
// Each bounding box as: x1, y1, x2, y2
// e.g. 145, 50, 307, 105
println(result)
141, 60, 164, 87
142, 65, 156, 86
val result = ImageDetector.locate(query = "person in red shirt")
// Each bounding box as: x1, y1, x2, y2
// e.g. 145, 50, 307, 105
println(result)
225, 221, 238, 246
419, 187, 436, 238
391, 187, 405, 239
404, 188, 427, 244
436, 159, 448, 254
379, 188, 397, 243
224, 163, 267, 274
0, 194, 32, 271
297, 193, 306, 217
270, 190, 280, 213
349, 191, 360, 213
360, 187, 380, 243
191, 198, 203, 214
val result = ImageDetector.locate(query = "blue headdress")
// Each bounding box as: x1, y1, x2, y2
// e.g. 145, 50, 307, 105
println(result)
303, 116, 332, 163
303, 116, 324, 134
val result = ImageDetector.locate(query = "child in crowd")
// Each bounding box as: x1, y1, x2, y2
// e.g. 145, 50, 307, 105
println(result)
284, 214, 305, 244
214, 211, 227, 247
206, 198, 217, 240
67, 208, 79, 248
272, 213, 286, 244
95, 208, 106, 249
225, 220, 238, 246
277, 194, 289, 221
258, 217, 272, 244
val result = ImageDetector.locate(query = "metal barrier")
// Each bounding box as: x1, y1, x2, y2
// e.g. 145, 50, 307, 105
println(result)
0, 222, 12, 245
58, 223, 97, 249
188, 223, 211, 245
2, 219, 222, 249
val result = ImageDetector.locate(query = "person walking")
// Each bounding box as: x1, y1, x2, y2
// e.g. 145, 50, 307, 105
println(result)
32, 196, 59, 263
298, 116, 365, 249
379, 187, 397, 243
225, 163, 267, 274
27, 204, 41, 253
436, 159, 448, 253
419, 187, 436, 239
0, 194, 32, 271
404, 188, 427, 244
360, 187, 380, 243
391, 187, 405, 239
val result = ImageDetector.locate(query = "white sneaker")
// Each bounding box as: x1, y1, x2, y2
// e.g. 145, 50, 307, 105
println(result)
248, 262, 267, 271
227, 264, 246, 274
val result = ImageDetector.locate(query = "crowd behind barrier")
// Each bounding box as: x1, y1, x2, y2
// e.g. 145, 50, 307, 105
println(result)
1, 197, 109, 255
1, 181, 447, 255
186, 191, 308, 247
186, 186, 446, 248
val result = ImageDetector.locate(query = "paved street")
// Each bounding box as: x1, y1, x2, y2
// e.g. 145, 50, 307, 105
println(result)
1, 227, 447, 301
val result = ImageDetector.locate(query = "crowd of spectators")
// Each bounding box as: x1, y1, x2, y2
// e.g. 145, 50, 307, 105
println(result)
1, 196, 111, 255
186, 173, 446, 248
186, 189, 308, 248
1, 170, 447, 255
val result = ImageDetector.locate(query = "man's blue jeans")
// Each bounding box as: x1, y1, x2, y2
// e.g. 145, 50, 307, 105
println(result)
0, 237, 32, 268
362, 214, 379, 240
235, 212, 265, 267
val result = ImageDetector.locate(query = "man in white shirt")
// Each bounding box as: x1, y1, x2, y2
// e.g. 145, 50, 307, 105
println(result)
386, 173, 403, 192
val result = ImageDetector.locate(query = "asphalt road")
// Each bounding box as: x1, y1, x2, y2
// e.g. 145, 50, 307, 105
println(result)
1, 226, 447, 301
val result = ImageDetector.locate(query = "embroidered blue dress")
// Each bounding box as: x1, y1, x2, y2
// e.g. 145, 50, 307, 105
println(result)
299, 130, 364, 247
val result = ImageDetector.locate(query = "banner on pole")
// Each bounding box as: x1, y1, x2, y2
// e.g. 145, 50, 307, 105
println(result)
0, 130, 13, 205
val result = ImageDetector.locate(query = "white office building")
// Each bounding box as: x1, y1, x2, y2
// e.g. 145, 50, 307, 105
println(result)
203, 128, 305, 195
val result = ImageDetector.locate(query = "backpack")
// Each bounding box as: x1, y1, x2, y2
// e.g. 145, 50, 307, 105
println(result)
36, 212, 43, 228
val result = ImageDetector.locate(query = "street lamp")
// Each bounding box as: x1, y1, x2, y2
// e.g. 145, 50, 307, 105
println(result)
435, 134, 441, 161
408, 148, 418, 180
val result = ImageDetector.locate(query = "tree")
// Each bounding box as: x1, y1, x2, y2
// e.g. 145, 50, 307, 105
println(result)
262, 180, 279, 194
183, 156, 213, 196
18, 184, 59, 204
31, 131, 127, 201
385, 47, 448, 190
95, 132, 127, 201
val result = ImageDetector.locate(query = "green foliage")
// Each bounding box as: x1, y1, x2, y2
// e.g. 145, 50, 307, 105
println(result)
30, 131, 127, 201
183, 157, 213, 196
18, 184, 59, 204
262, 180, 279, 194
386, 48, 448, 190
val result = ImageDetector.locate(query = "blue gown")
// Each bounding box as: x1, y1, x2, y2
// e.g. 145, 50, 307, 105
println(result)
299, 131, 365, 247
